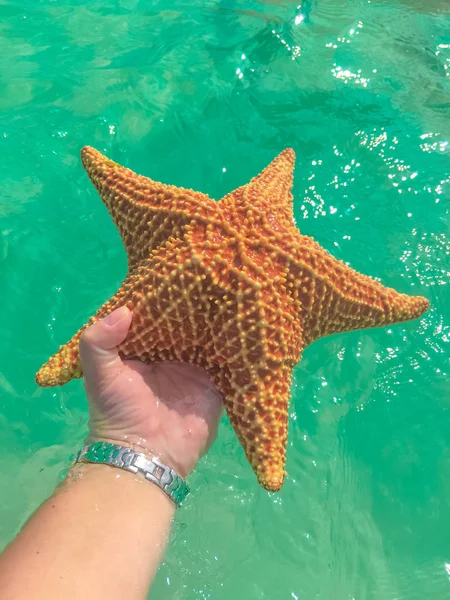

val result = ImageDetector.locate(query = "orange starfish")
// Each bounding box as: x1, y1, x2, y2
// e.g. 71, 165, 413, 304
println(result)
36, 147, 429, 491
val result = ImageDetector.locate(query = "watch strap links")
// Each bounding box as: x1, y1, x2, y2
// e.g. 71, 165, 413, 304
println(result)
75, 441, 189, 506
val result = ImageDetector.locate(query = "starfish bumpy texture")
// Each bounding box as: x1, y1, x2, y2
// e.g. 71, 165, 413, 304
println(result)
36, 147, 429, 491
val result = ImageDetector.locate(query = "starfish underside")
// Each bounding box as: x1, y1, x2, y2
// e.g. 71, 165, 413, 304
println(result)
36, 147, 429, 491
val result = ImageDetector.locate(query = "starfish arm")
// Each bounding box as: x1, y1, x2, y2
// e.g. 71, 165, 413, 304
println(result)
35, 238, 219, 387
81, 147, 218, 271
219, 149, 296, 231
193, 239, 302, 491
115, 240, 220, 366
211, 362, 293, 491
288, 237, 430, 345
35, 278, 139, 387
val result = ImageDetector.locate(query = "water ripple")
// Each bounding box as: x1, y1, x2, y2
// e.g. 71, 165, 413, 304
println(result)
1, 1, 449, 598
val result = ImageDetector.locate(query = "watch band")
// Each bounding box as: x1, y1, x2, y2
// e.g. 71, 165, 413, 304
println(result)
75, 441, 190, 506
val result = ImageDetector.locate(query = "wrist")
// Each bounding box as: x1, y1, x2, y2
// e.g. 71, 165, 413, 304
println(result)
66, 461, 175, 514
73, 441, 191, 506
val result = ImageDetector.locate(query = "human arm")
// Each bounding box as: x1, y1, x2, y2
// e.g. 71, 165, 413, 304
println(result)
0, 307, 223, 600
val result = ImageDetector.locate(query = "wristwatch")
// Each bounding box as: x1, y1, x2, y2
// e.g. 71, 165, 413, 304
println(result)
75, 441, 190, 506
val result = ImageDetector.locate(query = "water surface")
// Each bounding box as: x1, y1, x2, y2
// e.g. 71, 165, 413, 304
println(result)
1, 0, 449, 598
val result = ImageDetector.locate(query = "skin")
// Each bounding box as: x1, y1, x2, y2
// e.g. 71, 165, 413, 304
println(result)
0, 307, 223, 600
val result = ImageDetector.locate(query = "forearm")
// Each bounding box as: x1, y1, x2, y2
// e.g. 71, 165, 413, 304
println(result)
0, 463, 175, 600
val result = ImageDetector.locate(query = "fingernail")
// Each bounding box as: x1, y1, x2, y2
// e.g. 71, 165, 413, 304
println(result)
103, 308, 124, 327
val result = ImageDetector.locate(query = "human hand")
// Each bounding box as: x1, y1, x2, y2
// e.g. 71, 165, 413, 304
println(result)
78, 307, 223, 478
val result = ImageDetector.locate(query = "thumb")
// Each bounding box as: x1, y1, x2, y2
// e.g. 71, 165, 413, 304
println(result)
79, 306, 132, 387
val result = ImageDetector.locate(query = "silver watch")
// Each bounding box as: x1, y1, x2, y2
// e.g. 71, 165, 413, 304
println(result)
76, 441, 190, 506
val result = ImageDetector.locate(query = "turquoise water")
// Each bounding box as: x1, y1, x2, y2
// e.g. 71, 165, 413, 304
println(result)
1, 0, 449, 597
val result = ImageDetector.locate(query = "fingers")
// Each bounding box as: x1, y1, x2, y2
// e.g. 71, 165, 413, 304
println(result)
79, 306, 132, 387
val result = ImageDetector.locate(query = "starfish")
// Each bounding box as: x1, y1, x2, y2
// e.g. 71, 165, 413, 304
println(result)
36, 147, 429, 491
